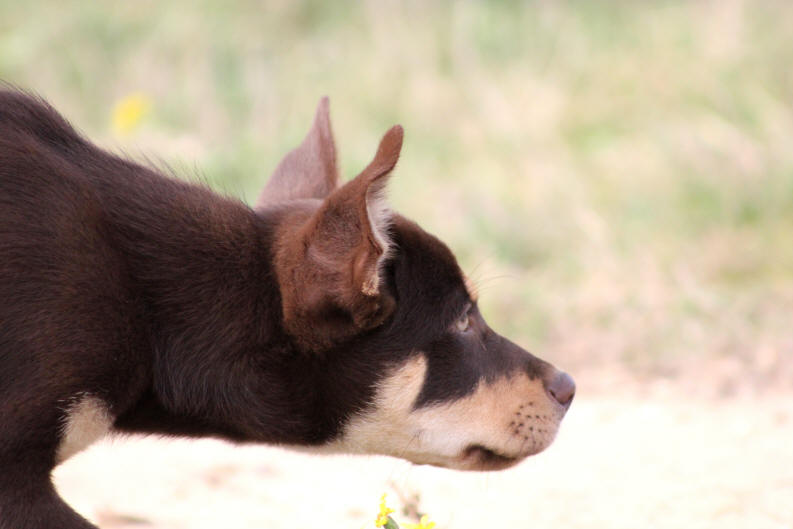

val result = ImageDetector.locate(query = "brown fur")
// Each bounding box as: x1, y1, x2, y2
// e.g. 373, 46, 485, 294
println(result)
273, 126, 402, 351
0, 89, 574, 529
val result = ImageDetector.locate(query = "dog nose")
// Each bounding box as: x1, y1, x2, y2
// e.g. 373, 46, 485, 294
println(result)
548, 371, 575, 408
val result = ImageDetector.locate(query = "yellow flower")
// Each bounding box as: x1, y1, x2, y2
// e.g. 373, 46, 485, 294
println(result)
402, 514, 436, 529
111, 93, 151, 136
375, 493, 395, 527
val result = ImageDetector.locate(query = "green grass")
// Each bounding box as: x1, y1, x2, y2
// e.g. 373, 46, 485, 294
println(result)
2, 0, 792, 391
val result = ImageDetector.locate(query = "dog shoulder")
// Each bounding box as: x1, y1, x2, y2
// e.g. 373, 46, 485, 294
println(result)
0, 88, 91, 155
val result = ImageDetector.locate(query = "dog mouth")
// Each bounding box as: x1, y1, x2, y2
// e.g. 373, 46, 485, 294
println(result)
459, 444, 523, 471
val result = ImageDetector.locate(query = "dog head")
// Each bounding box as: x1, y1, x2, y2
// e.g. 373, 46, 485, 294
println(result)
258, 99, 574, 471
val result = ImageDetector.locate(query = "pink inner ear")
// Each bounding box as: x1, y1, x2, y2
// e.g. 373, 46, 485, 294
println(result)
255, 97, 339, 210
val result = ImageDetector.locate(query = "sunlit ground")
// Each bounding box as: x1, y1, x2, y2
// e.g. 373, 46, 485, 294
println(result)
3, 0, 792, 527
55, 394, 793, 529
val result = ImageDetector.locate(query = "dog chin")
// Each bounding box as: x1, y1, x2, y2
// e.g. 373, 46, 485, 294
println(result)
414, 443, 548, 472
454, 443, 550, 471
459, 445, 525, 470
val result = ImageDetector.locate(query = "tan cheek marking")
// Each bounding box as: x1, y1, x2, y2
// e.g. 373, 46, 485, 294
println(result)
56, 395, 113, 464
332, 355, 563, 469
323, 355, 428, 455
412, 372, 562, 458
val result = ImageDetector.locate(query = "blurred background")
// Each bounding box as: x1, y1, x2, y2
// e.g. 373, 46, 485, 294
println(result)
2, 1, 791, 528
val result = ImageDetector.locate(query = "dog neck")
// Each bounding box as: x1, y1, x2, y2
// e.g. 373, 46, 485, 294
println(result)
105, 175, 322, 442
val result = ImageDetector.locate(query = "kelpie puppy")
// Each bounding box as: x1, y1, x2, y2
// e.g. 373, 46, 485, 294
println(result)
0, 90, 575, 529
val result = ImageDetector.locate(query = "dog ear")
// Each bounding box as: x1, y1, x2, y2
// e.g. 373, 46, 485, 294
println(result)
255, 97, 339, 210
276, 125, 404, 351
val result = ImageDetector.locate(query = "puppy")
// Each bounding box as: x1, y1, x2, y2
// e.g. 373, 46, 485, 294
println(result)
0, 91, 574, 529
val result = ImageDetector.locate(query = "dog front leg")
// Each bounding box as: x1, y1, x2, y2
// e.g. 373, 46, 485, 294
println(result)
0, 473, 98, 529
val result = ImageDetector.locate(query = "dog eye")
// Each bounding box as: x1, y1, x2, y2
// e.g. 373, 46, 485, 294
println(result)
455, 312, 471, 332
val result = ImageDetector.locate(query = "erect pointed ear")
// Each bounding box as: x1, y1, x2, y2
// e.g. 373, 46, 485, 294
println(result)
275, 125, 404, 351
255, 97, 339, 210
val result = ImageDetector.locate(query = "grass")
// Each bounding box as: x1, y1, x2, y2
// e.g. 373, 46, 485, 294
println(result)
2, 0, 792, 393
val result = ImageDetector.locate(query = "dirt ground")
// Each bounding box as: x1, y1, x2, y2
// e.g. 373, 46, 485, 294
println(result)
54, 391, 793, 529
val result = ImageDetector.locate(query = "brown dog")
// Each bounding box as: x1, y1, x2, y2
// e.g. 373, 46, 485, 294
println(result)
0, 90, 574, 529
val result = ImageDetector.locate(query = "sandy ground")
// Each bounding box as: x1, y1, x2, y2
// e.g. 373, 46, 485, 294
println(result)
54, 394, 793, 529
